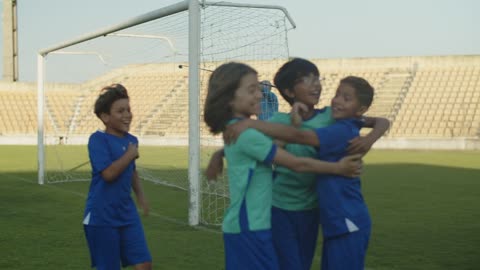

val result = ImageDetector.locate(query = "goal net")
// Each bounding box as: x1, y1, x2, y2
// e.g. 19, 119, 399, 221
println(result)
38, 0, 294, 226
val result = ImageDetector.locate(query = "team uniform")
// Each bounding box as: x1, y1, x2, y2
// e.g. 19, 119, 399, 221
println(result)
314, 118, 371, 270
269, 107, 334, 270
223, 119, 279, 270
83, 130, 151, 270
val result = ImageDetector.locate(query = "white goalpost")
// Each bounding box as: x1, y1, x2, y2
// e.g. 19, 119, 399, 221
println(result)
37, 0, 295, 226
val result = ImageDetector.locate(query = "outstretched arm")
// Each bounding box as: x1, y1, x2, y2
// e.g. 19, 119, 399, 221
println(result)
274, 147, 362, 177
224, 119, 320, 147
347, 116, 390, 154
205, 148, 224, 181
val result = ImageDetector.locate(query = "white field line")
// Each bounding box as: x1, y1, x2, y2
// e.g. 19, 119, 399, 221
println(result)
6, 173, 220, 235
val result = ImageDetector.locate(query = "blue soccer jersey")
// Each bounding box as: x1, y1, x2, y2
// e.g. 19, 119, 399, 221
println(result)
314, 119, 371, 238
83, 130, 140, 227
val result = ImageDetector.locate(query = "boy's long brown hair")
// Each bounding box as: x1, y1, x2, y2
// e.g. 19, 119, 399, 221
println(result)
204, 62, 257, 134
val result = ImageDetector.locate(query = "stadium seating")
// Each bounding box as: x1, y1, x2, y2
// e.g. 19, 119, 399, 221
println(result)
0, 55, 479, 140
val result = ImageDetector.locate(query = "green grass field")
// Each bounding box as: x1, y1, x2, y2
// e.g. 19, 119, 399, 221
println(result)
1, 145, 480, 270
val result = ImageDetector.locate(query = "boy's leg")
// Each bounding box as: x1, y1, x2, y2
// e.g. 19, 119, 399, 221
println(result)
224, 230, 279, 270
84, 225, 121, 270
296, 209, 319, 270
321, 229, 370, 270
271, 207, 319, 270
120, 222, 152, 269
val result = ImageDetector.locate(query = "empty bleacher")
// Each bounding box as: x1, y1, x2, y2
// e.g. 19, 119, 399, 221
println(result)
391, 66, 480, 138
0, 55, 479, 144
0, 90, 37, 134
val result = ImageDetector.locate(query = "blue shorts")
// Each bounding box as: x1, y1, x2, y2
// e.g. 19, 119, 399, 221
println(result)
321, 229, 371, 270
223, 229, 279, 270
271, 206, 319, 270
84, 222, 152, 270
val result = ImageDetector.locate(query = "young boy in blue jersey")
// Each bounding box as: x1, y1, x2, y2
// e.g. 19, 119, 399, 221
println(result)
83, 84, 152, 270
208, 58, 389, 270
203, 62, 363, 270
225, 76, 384, 270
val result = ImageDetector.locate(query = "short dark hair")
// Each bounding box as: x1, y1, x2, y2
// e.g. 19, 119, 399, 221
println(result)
273, 58, 320, 105
340, 76, 374, 108
204, 62, 257, 134
94, 84, 129, 118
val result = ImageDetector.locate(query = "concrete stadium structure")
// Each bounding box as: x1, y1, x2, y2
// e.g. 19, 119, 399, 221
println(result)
1, 55, 479, 149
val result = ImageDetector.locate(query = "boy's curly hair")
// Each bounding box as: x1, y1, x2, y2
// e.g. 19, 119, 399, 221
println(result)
94, 84, 129, 118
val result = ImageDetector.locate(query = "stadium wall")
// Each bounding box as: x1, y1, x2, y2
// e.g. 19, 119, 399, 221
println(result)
0, 81, 77, 91
0, 136, 479, 150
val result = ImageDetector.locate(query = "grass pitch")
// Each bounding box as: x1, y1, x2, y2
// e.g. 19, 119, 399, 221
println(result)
0, 145, 479, 269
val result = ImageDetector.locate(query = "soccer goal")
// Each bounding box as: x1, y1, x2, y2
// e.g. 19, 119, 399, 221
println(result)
37, 0, 295, 226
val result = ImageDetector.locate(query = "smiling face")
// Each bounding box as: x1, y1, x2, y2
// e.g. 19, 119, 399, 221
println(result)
331, 82, 367, 120
285, 73, 322, 108
101, 98, 132, 137
230, 72, 262, 118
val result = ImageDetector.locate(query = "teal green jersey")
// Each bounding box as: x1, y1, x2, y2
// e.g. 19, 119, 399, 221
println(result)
269, 107, 334, 211
222, 119, 277, 233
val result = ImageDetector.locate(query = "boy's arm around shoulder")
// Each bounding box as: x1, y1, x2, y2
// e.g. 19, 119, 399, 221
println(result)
362, 116, 390, 138
347, 116, 390, 155
205, 148, 225, 181
273, 148, 362, 177
225, 118, 320, 147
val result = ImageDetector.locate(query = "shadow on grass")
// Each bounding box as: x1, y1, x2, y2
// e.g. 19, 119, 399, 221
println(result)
1, 162, 480, 270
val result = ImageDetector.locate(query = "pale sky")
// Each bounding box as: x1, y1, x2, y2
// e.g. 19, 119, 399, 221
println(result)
1, 0, 479, 82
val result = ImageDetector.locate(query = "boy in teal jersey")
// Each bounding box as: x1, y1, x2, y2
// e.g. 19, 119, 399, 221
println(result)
203, 62, 363, 270
268, 111, 333, 270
